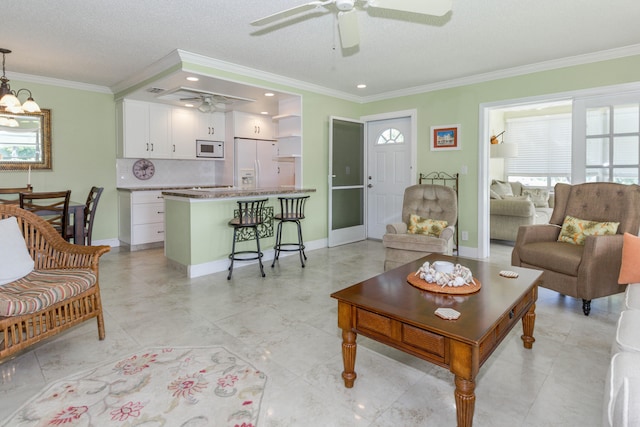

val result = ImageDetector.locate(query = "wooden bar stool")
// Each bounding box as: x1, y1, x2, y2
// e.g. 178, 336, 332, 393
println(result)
271, 195, 309, 268
227, 198, 268, 280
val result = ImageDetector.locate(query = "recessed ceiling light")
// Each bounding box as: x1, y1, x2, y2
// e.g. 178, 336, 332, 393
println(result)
186, 76, 199, 82
260, 111, 269, 115
264, 92, 275, 97
185, 103, 194, 108
357, 84, 367, 89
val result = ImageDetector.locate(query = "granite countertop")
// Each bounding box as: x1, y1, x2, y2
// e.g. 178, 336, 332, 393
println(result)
117, 185, 231, 192
161, 187, 316, 199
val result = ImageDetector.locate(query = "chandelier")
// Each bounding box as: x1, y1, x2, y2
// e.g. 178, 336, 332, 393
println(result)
0, 48, 41, 114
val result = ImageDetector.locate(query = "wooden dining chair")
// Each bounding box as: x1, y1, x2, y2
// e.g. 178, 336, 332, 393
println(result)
66, 186, 103, 245
0, 185, 32, 204
20, 190, 71, 239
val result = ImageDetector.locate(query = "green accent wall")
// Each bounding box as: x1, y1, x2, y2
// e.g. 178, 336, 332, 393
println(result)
0, 80, 116, 242
5, 54, 639, 250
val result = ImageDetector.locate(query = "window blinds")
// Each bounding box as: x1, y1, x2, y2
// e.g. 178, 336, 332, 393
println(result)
505, 114, 572, 177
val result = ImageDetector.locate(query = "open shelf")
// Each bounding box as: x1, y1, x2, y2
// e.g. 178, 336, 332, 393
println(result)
272, 113, 301, 121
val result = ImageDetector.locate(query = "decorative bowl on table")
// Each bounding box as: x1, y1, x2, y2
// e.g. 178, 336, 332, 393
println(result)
407, 261, 482, 294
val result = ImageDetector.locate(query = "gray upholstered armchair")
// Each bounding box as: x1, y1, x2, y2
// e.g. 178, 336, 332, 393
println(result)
512, 182, 640, 315
382, 184, 457, 271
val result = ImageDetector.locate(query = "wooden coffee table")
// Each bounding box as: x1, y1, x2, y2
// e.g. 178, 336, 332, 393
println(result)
331, 254, 542, 427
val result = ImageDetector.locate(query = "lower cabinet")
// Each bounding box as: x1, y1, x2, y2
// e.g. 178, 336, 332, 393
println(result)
118, 190, 165, 248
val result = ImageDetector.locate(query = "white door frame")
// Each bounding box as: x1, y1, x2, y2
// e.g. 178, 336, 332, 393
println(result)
478, 81, 640, 259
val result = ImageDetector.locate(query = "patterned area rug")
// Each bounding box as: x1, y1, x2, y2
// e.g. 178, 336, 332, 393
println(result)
3, 346, 267, 427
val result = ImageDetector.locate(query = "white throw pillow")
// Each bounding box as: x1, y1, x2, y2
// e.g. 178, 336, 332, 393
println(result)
0, 216, 35, 285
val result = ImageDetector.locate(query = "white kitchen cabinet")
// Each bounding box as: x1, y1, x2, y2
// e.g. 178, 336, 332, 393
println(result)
118, 99, 171, 159
228, 111, 274, 139
171, 108, 197, 159
195, 112, 225, 141
118, 190, 165, 248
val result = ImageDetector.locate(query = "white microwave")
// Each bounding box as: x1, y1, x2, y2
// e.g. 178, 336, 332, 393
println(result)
196, 140, 224, 158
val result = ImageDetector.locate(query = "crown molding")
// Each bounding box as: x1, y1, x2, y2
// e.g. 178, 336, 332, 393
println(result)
6, 71, 111, 94
362, 44, 640, 103
9, 44, 640, 104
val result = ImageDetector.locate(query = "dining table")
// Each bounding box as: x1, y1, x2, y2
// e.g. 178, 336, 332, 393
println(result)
67, 201, 86, 245
30, 200, 85, 245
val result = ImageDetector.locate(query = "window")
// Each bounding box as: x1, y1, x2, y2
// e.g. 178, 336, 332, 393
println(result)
376, 128, 404, 145
585, 103, 639, 184
505, 114, 572, 189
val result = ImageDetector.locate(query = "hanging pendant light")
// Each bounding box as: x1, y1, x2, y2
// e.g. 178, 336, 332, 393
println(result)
0, 48, 41, 114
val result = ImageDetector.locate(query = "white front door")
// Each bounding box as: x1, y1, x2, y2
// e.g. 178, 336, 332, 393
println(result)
366, 116, 412, 239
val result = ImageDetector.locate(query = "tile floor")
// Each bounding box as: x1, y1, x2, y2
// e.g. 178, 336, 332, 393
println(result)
0, 241, 623, 426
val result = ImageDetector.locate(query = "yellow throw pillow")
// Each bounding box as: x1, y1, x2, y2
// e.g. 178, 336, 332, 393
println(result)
557, 215, 620, 245
407, 214, 448, 237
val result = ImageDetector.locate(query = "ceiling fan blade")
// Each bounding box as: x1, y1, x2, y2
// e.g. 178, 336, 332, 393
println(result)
367, 0, 452, 17
338, 9, 359, 48
251, 1, 329, 26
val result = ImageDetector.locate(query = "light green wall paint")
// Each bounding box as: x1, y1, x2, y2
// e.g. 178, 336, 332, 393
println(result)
1, 79, 116, 242
360, 54, 640, 247
165, 196, 313, 266
7, 54, 639, 250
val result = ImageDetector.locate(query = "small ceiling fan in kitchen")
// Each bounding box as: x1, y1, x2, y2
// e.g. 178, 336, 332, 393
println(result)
180, 93, 240, 113
251, 0, 452, 48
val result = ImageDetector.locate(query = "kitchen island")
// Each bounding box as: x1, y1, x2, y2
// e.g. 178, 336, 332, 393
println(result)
162, 187, 316, 278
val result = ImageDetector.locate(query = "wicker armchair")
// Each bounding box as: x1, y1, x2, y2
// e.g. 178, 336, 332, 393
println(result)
0, 204, 110, 360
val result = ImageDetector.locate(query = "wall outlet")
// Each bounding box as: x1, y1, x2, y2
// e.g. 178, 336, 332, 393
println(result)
461, 231, 469, 241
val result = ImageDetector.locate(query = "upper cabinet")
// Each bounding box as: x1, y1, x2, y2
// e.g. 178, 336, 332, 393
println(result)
117, 99, 226, 160
196, 112, 225, 141
117, 100, 171, 158
170, 108, 197, 159
229, 111, 274, 139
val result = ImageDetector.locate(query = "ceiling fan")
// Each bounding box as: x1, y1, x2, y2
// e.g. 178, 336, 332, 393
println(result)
176, 91, 254, 113
251, 0, 452, 48
180, 94, 232, 113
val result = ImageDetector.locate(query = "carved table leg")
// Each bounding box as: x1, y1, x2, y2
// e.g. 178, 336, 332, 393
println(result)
521, 302, 536, 349
455, 376, 476, 427
341, 329, 357, 388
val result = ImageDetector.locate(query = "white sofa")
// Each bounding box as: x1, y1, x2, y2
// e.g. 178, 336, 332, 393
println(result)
604, 283, 640, 427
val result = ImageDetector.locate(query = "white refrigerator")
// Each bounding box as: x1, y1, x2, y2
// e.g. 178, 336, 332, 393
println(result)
234, 138, 278, 188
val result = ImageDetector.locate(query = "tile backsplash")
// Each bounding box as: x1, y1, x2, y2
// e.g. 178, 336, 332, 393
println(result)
116, 158, 223, 188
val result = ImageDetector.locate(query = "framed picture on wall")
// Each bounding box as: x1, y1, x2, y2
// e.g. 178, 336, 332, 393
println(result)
430, 124, 461, 151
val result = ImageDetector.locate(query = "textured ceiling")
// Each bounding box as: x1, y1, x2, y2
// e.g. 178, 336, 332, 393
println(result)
2, 0, 640, 98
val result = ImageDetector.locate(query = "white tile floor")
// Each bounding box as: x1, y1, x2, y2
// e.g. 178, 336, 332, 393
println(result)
0, 241, 623, 426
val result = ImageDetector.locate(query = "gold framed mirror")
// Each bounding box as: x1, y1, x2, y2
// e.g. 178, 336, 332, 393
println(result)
0, 109, 51, 170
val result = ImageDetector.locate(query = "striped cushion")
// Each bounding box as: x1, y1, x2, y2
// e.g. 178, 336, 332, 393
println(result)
0, 269, 96, 317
